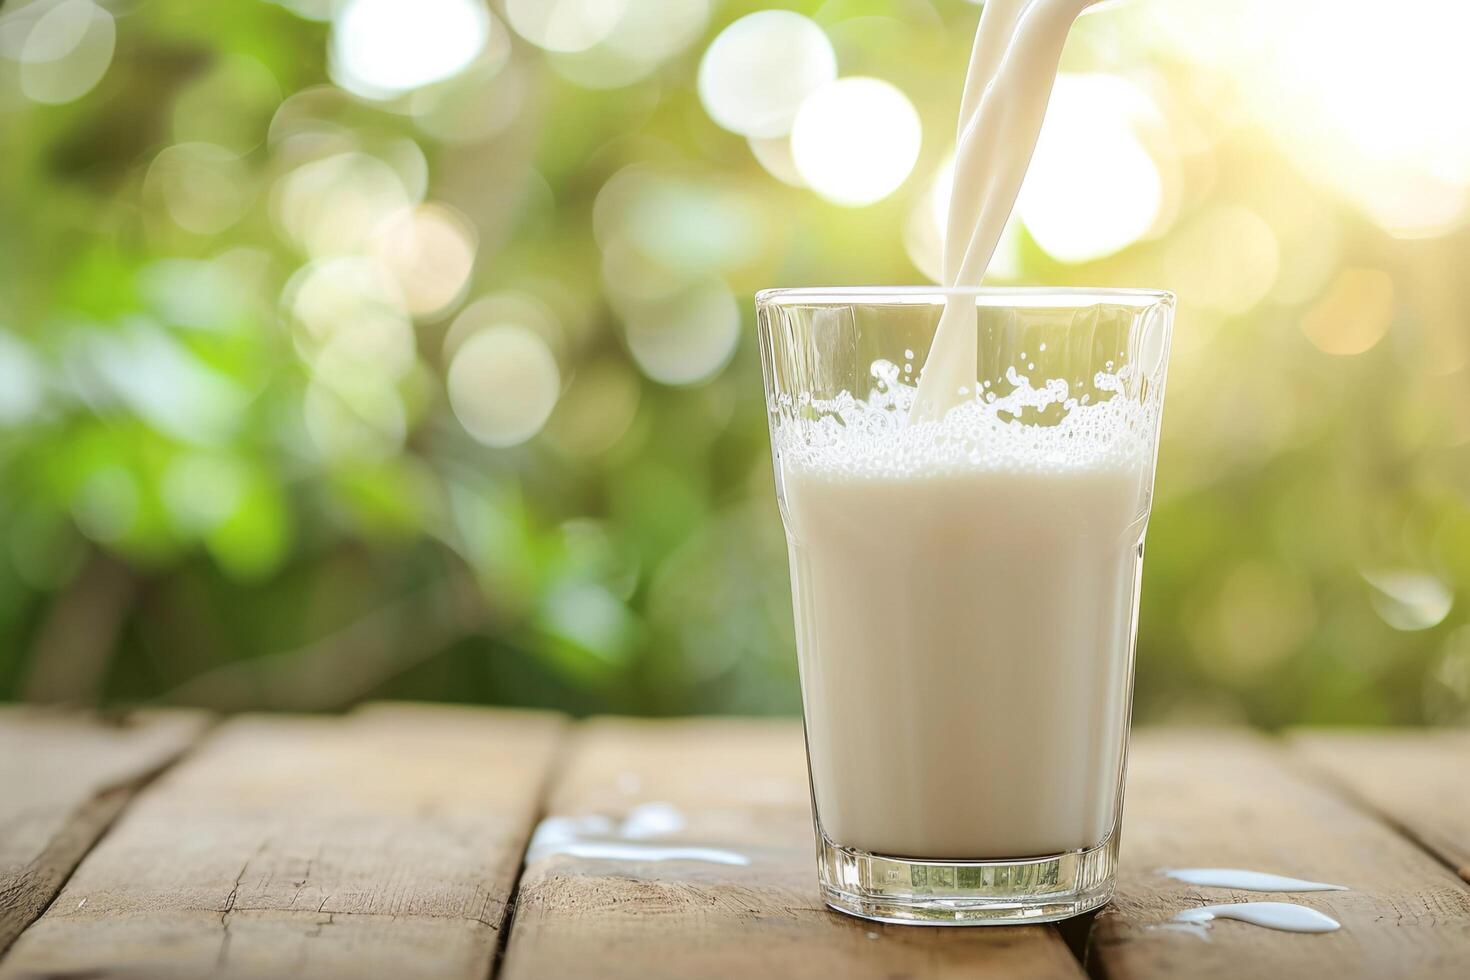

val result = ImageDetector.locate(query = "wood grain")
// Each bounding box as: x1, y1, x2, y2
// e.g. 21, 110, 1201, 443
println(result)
1288, 729, 1470, 884
0, 703, 563, 980
0, 707, 207, 956
499, 717, 1084, 980
1089, 730, 1470, 980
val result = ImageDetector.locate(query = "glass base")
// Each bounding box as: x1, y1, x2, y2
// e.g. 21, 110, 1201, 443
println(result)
817, 828, 1118, 926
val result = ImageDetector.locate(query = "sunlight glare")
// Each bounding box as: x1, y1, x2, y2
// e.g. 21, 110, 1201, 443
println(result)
790, 77, 921, 207
330, 0, 488, 99
1017, 74, 1164, 264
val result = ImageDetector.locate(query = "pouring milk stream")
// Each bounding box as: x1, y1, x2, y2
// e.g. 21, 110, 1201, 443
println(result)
910, 0, 1101, 423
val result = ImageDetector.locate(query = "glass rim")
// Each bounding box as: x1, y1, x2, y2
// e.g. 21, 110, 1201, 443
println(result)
755, 285, 1175, 309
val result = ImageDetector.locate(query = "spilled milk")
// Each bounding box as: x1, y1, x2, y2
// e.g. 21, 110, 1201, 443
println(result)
1172, 902, 1341, 934
526, 801, 749, 867
1162, 868, 1348, 892
1161, 866, 1347, 936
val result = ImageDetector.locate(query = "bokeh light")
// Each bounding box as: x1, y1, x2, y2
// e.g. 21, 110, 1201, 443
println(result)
0, 329, 45, 426
145, 143, 252, 236
410, 39, 523, 144
747, 136, 805, 188
599, 239, 686, 311
162, 456, 247, 534
790, 77, 921, 207
445, 292, 563, 362
371, 204, 477, 319
272, 151, 416, 257
303, 372, 406, 462
623, 179, 761, 276
68, 319, 249, 447
16, 0, 114, 105
283, 256, 416, 383
1299, 268, 1395, 356
330, 0, 489, 100
1016, 74, 1165, 264
548, 0, 709, 90
448, 325, 562, 448
618, 279, 739, 386
288, 262, 419, 465
505, 0, 626, 55
72, 466, 138, 545
698, 11, 836, 139
1161, 205, 1280, 316
140, 258, 253, 333
1363, 570, 1455, 632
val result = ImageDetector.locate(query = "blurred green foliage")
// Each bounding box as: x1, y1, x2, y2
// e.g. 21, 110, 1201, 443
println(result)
0, 0, 1466, 726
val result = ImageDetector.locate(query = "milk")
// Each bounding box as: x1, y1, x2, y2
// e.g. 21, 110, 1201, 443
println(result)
779, 404, 1149, 858
770, 0, 1156, 863
913, 0, 1102, 422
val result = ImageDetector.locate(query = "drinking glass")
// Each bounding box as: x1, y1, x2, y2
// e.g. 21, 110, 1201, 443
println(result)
756, 287, 1173, 925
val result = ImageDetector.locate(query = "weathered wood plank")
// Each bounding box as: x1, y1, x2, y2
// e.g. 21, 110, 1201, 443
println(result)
500, 717, 1084, 980
1089, 730, 1470, 980
0, 703, 563, 980
0, 707, 208, 956
1289, 729, 1470, 884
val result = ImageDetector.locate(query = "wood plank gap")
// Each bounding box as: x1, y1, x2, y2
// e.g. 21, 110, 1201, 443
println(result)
0, 708, 211, 959
1285, 729, 1470, 886
1279, 739, 1464, 884
486, 713, 579, 980
18, 726, 212, 931
0, 703, 566, 980
1056, 912, 1105, 979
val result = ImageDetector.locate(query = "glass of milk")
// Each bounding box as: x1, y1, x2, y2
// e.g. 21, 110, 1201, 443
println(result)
756, 286, 1173, 925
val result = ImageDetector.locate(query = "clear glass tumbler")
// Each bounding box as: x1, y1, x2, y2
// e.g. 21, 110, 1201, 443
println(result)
756, 287, 1173, 925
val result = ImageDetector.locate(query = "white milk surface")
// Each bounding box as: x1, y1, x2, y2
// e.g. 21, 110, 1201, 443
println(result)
777, 384, 1151, 859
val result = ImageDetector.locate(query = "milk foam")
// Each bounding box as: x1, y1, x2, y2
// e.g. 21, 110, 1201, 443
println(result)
775, 361, 1152, 479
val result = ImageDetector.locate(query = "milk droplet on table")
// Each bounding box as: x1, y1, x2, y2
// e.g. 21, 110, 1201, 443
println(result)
1173, 902, 1341, 934
1163, 868, 1348, 892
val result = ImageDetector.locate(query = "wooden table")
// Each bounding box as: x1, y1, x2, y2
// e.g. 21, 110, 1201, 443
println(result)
2, 704, 1466, 979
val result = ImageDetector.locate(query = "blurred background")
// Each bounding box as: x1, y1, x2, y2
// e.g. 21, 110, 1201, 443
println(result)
0, 0, 1466, 727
